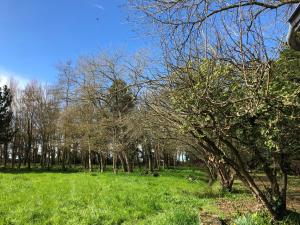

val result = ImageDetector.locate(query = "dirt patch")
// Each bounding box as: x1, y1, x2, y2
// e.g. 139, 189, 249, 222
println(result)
199, 209, 227, 225
217, 197, 263, 217
287, 194, 300, 213
287, 185, 300, 213
201, 176, 300, 223
216, 192, 300, 219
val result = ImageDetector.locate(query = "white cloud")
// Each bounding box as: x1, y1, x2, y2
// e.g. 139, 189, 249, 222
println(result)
0, 68, 30, 89
94, 4, 104, 10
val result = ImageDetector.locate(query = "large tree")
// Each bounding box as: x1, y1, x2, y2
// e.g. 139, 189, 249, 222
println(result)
147, 51, 299, 219
0, 85, 13, 167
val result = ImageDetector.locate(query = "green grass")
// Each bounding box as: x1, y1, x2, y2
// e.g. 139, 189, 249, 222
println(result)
3, 168, 296, 225
0, 168, 226, 225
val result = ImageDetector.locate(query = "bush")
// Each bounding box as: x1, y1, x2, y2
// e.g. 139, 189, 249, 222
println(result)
233, 212, 272, 225
153, 170, 160, 177
233, 212, 300, 225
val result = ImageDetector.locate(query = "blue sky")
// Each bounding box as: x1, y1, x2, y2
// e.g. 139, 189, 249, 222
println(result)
0, 0, 154, 86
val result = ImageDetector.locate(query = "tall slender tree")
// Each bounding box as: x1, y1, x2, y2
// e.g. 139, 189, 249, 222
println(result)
0, 85, 13, 167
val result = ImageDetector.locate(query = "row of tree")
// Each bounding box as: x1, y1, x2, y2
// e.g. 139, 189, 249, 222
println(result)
0, 53, 190, 174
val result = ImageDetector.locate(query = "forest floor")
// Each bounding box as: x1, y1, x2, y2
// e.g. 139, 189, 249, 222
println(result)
0, 168, 299, 225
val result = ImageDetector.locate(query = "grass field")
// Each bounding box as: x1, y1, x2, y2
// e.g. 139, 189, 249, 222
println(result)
0, 169, 221, 225
0, 168, 299, 225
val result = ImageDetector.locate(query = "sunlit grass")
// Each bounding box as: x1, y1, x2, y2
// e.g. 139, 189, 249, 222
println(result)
3, 168, 290, 224
0, 169, 224, 225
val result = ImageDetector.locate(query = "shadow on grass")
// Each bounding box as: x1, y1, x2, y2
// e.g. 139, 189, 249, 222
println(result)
160, 168, 209, 179
182, 188, 251, 199
0, 167, 212, 182
230, 188, 251, 195
0, 167, 81, 174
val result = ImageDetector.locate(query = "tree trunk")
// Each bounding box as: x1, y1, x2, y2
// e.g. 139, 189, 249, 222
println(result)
148, 149, 153, 172
97, 152, 105, 173
41, 140, 46, 168
51, 147, 55, 166
204, 161, 218, 186
119, 153, 127, 172
26, 118, 33, 169
173, 152, 177, 168
123, 151, 133, 173
11, 145, 16, 169
113, 153, 118, 174
61, 147, 66, 170
137, 151, 142, 169
47, 151, 51, 169
3, 143, 8, 168
218, 165, 235, 192
17, 145, 22, 169
88, 139, 92, 172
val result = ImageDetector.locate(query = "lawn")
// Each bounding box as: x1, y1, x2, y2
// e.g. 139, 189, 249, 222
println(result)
0, 169, 223, 225
0, 168, 298, 225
